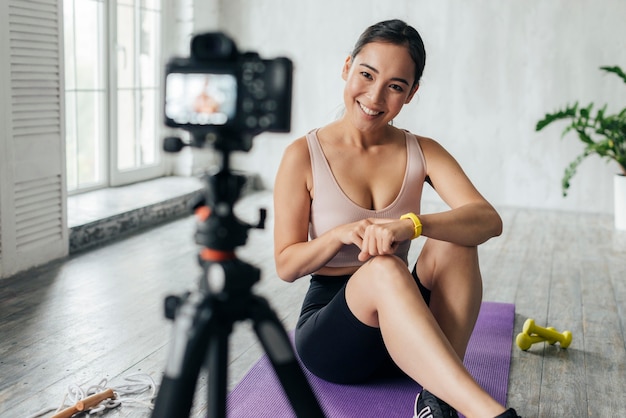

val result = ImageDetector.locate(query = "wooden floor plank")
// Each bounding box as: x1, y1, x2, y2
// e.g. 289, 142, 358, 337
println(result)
579, 255, 626, 416
538, 252, 586, 417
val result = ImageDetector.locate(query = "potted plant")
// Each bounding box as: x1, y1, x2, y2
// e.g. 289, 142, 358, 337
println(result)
536, 65, 626, 230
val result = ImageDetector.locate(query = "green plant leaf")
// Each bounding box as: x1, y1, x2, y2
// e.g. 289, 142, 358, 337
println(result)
538, 65, 626, 192
573, 126, 595, 145
561, 152, 588, 196
600, 66, 626, 84
595, 105, 607, 121
579, 104, 590, 119
536, 103, 578, 131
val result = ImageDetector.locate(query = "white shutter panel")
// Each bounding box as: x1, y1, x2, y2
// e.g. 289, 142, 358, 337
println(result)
0, 0, 67, 279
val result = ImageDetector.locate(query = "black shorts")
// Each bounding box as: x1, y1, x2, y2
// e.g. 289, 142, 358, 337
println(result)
294, 266, 430, 384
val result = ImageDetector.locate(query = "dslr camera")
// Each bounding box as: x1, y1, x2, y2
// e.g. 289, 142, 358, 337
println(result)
164, 32, 293, 151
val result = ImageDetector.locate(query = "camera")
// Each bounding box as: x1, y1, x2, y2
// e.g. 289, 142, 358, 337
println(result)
164, 32, 293, 150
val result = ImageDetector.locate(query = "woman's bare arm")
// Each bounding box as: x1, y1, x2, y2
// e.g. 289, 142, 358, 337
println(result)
415, 136, 502, 246
273, 137, 367, 282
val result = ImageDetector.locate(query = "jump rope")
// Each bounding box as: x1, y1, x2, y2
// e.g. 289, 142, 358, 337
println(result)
24, 373, 157, 418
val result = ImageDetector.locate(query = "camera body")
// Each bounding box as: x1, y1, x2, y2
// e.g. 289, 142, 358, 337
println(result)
164, 32, 293, 151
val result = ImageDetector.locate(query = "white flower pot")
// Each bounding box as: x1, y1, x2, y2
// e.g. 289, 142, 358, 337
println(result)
615, 174, 626, 230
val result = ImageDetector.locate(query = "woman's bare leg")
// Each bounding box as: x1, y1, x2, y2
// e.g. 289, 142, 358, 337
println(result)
416, 239, 483, 360
345, 253, 504, 418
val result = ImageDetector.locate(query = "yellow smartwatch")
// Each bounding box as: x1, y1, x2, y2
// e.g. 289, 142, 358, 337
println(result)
400, 212, 422, 240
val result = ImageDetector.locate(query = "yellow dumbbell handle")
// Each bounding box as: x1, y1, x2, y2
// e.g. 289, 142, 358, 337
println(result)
516, 332, 547, 351
522, 318, 572, 348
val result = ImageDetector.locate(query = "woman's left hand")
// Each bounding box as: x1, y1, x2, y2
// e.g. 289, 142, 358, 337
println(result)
358, 218, 414, 262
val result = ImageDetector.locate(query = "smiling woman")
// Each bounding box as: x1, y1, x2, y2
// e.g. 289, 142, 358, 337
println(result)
273, 19, 519, 418
341, 42, 418, 132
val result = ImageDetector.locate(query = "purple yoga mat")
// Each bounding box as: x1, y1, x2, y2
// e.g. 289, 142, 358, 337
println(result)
227, 301, 515, 417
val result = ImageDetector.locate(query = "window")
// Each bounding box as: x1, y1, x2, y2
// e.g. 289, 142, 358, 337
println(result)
64, 0, 163, 193
63, 0, 106, 191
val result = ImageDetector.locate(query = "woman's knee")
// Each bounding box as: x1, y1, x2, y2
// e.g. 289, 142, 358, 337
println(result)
417, 240, 481, 289
346, 255, 422, 327
367, 254, 407, 273
354, 255, 415, 294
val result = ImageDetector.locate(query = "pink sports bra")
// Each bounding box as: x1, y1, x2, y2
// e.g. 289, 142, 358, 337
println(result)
307, 129, 427, 268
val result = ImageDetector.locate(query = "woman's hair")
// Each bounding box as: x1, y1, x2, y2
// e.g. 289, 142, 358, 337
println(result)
351, 19, 426, 88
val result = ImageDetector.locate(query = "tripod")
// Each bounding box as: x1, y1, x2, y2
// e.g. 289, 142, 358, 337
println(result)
151, 135, 325, 418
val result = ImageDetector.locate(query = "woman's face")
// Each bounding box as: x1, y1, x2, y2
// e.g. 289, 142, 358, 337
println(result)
342, 41, 418, 132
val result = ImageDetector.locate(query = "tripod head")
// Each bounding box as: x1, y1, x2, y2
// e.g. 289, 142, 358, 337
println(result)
164, 132, 266, 254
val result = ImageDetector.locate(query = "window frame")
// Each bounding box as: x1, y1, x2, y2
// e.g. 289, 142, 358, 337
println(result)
64, 0, 166, 194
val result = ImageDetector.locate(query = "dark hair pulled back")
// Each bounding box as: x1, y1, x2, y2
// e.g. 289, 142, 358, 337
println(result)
351, 19, 426, 88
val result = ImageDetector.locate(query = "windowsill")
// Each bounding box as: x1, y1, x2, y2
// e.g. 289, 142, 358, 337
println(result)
68, 176, 204, 228
67, 176, 205, 253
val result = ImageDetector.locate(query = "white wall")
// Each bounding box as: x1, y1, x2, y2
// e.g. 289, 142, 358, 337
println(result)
201, 0, 626, 214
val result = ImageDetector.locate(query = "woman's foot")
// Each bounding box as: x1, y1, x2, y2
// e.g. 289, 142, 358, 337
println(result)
414, 389, 458, 418
495, 408, 522, 417
413, 389, 522, 418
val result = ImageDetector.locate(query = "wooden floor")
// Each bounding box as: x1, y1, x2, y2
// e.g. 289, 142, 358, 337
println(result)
2, 190, 625, 418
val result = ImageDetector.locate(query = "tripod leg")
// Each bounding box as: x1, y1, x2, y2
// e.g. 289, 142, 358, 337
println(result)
249, 296, 325, 418
207, 318, 230, 418
152, 292, 214, 418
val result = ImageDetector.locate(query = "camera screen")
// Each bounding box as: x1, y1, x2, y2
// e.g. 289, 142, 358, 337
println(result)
165, 73, 237, 126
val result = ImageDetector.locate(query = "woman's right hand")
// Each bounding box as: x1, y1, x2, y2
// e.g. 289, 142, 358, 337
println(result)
348, 218, 414, 262
331, 218, 371, 249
